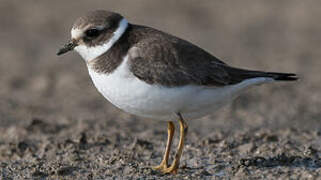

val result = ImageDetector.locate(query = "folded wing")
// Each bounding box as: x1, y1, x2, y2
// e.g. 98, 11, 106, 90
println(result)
128, 34, 297, 87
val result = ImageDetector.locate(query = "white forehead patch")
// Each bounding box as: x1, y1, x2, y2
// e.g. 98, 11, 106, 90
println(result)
73, 18, 129, 62
71, 28, 83, 40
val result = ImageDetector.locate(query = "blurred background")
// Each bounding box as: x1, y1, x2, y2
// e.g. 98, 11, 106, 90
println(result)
0, 0, 320, 135
1, 1, 321, 178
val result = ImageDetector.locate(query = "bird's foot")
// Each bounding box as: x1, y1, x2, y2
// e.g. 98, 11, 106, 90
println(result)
160, 160, 179, 174
152, 160, 179, 174
152, 161, 168, 171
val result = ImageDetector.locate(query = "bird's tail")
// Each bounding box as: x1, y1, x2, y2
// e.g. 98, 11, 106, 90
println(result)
226, 67, 298, 83
261, 72, 298, 81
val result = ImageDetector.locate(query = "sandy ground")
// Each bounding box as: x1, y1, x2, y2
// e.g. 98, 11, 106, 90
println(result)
1, 1, 321, 179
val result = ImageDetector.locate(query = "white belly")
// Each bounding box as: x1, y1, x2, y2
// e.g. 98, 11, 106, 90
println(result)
87, 56, 273, 121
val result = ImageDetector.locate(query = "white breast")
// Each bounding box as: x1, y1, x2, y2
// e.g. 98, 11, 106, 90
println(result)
87, 56, 274, 121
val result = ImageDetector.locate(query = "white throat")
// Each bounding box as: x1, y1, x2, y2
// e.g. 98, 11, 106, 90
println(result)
72, 18, 128, 62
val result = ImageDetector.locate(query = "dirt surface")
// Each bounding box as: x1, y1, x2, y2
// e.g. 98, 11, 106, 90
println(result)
1, 1, 321, 179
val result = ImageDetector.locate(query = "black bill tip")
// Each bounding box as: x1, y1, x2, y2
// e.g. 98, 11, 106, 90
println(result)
57, 41, 77, 56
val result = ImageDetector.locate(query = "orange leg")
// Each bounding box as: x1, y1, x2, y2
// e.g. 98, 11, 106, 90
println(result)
152, 121, 175, 170
162, 113, 188, 174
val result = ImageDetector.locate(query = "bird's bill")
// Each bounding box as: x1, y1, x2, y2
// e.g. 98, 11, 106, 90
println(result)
57, 40, 77, 56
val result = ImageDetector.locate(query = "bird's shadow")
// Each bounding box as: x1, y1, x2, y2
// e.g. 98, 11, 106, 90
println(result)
150, 153, 321, 176
240, 153, 321, 169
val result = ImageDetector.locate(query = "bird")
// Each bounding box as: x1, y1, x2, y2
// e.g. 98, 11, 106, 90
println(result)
57, 10, 297, 174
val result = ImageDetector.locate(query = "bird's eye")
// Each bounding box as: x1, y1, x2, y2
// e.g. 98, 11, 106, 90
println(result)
85, 28, 100, 38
